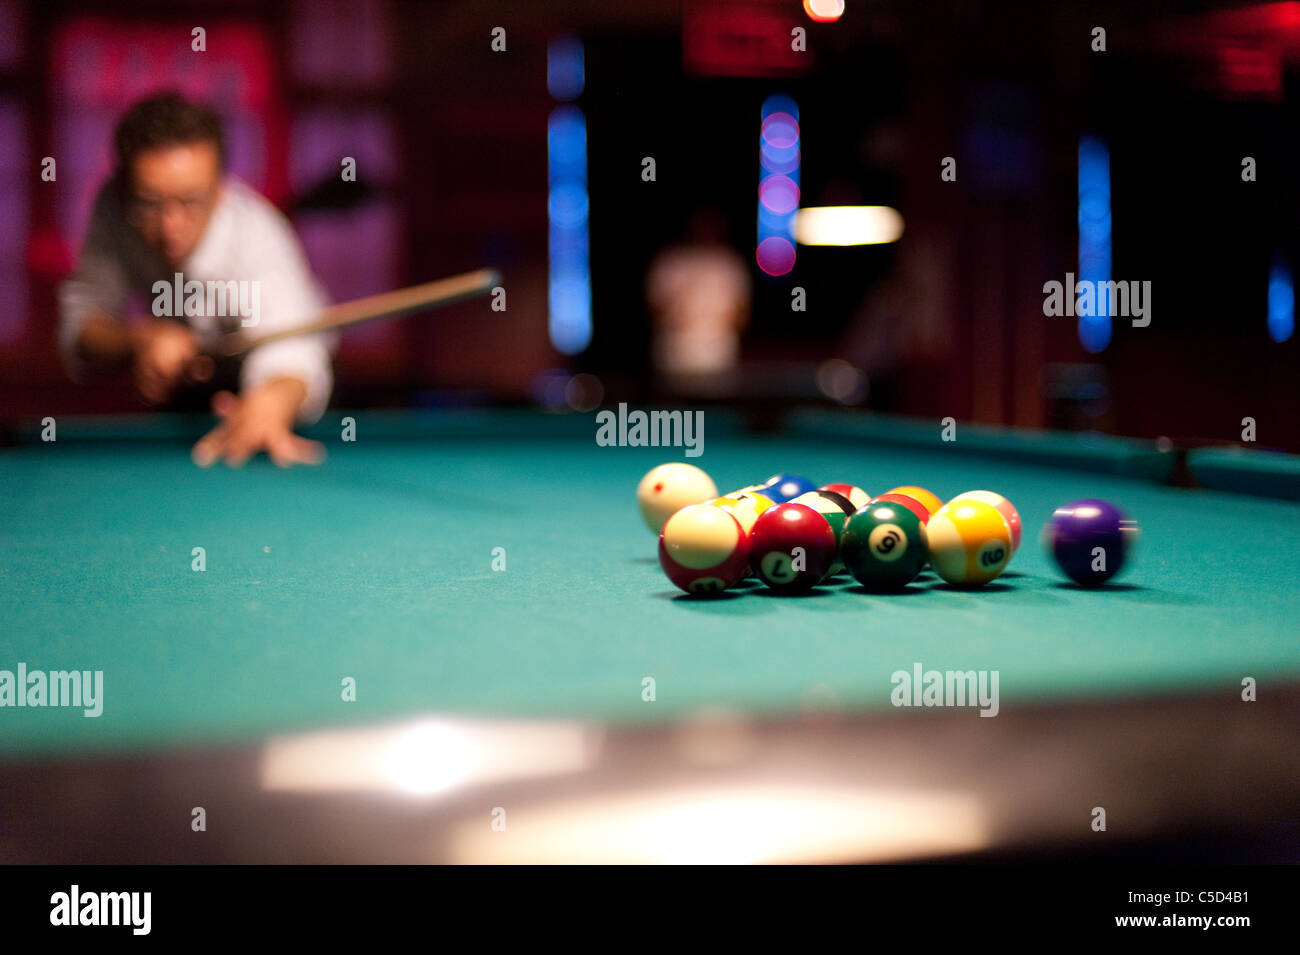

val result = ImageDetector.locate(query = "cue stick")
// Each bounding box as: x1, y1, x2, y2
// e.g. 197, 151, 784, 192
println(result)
206, 267, 501, 359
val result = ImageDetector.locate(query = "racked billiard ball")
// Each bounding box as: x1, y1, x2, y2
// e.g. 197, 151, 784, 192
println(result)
749, 502, 836, 591
658, 503, 749, 595
885, 485, 943, 517
762, 473, 817, 504
927, 499, 1013, 586
874, 492, 935, 572
819, 483, 872, 510
790, 490, 855, 575
707, 490, 775, 535
950, 490, 1022, 552
708, 490, 774, 577
841, 501, 928, 591
1045, 499, 1137, 586
637, 463, 718, 533
871, 492, 931, 525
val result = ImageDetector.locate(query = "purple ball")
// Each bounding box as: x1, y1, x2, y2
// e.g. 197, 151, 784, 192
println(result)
1046, 499, 1138, 586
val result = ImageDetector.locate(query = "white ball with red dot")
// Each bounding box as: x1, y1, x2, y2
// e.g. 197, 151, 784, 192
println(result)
637, 463, 719, 533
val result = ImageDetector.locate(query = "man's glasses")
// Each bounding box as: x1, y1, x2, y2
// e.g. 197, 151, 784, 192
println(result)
128, 190, 215, 223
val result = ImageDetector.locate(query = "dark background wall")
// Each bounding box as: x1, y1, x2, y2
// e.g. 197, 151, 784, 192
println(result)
2, 0, 1297, 449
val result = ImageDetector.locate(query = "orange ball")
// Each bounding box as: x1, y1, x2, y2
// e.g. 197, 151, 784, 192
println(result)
885, 486, 942, 516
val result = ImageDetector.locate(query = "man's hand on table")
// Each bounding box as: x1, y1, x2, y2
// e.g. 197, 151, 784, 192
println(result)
191, 377, 325, 469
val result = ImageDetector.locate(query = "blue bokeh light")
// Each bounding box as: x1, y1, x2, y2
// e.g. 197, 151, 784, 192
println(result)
1077, 136, 1112, 353
547, 84, 591, 353
758, 95, 800, 275
547, 36, 585, 101
1268, 258, 1294, 343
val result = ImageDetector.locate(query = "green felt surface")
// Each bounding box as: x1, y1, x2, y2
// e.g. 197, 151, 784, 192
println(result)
3, 410, 1299, 757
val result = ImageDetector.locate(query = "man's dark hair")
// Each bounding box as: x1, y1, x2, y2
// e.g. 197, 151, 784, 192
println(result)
114, 93, 225, 174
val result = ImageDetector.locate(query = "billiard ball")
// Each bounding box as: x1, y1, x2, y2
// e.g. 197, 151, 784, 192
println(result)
709, 490, 777, 577
1045, 499, 1137, 587
950, 490, 1022, 552
707, 490, 775, 534
637, 463, 718, 533
762, 473, 817, 504
874, 492, 936, 571
818, 483, 872, 510
658, 503, 749, 595
870, 492, 931, 525
790, 490, 855, 574
840, 502, 928, 591
926, 499, 1013, 586
748, 502, 837, 591
884, 486, 943, 516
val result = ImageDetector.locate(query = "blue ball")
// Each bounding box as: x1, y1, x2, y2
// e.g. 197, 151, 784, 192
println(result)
762, 473, 817, 504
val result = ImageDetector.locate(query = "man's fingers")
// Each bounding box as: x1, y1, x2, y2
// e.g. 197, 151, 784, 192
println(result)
210, 390, 239, 418
221, 422, 260, 468
194, 425, 253, 468
193, 392, 242, 465
268, 434, 326, 468
191, 422, 229, 467
192, 385, 319, 469
186, 355, 215, 384
137, 368, 166, 405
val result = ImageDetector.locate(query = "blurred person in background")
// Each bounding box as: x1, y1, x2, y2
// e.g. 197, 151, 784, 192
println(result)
59, 92, 335, 467
645, 206, 751, 394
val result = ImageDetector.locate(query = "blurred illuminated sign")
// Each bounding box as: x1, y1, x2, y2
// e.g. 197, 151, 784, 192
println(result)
684, 0, 810, 77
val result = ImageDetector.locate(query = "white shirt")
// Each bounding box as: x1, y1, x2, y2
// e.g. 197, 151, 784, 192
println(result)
59, 176, 335, 422
645, 243, 750, 375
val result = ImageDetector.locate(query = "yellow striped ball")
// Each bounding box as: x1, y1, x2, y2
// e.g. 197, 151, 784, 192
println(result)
926, 499, 1013, 586
708, 490, 775, 578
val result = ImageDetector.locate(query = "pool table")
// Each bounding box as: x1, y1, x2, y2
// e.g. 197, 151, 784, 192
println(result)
2, 407, 1299, 863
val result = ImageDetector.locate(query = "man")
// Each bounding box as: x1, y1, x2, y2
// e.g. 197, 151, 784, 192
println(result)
645, 206, 750, 392
59, 93, 334, 467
